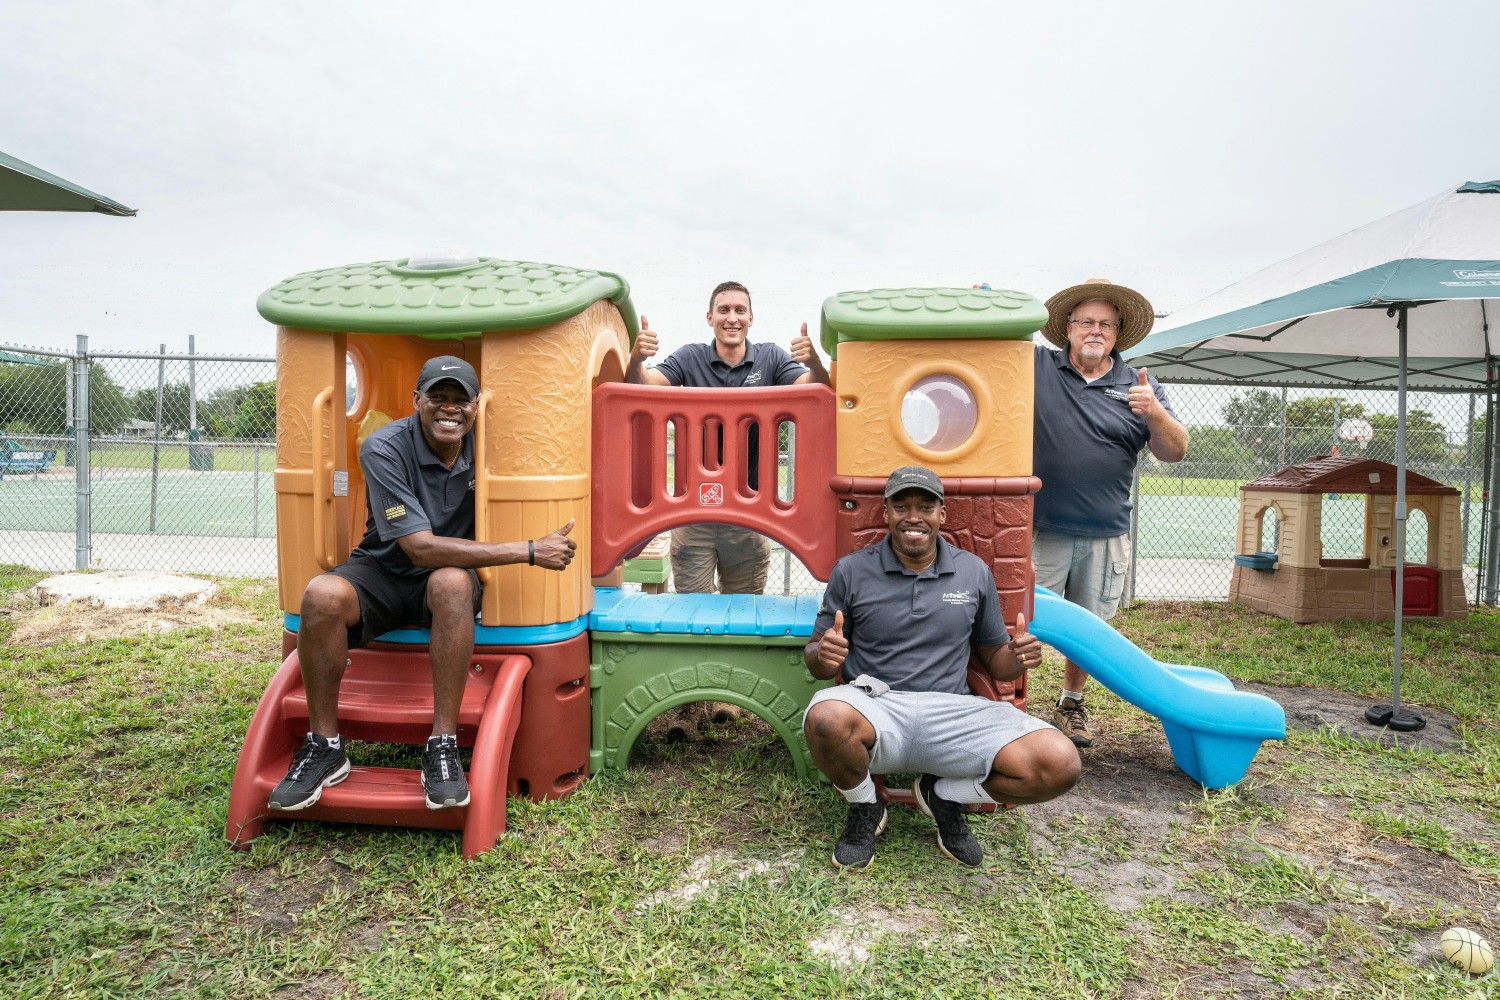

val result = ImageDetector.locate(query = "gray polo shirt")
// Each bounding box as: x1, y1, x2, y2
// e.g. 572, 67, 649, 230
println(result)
1032, 344, 1177, 538
653, 340, 806, 490
815, 536, 1009, 695
348, 414, 476, 579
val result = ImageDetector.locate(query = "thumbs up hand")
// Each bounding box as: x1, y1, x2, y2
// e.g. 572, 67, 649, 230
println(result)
632, 314, 660, 363
1128, 365, 1158, 417
1010, 612, 1042, 669
818, 609, 850, 672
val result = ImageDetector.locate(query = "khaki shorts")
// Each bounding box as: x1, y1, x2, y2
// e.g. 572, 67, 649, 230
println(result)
1031, 529, 1130, 621
669, 522, 771, 594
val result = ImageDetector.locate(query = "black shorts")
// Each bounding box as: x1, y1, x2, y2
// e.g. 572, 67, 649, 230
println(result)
325, 558, 482, 648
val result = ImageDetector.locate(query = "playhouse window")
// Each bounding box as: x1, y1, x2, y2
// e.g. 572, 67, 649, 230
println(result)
1319, 492, 1370, 568
1405, 506, 1431, 565
1258, 504, 1280, 555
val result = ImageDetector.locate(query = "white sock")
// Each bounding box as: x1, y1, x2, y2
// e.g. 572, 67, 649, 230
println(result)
836, 774, 878, 804
934, 776, 998, 805
1059, 690, 1084, 706
314, 732, 341, 749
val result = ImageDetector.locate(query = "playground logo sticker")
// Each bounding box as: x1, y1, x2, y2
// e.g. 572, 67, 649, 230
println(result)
699, 483, 724, 506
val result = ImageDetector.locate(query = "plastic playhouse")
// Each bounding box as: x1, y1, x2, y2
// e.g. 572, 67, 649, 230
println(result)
1230, 454, 1467, 622
225, 256, 1286, 858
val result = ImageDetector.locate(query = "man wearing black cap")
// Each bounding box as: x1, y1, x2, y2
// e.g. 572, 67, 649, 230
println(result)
269, 355, 577, 813
801, 466, 1080, 870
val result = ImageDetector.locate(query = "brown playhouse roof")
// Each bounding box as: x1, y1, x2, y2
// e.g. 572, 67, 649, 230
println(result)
1241, 455, 1458, 496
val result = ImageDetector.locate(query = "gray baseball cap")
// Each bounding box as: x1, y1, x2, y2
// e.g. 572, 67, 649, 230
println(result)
416, 355, 479, 398
883, 465, 944, 500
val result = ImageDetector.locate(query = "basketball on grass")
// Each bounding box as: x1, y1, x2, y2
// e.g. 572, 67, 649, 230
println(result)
1440, 927, 1494, 975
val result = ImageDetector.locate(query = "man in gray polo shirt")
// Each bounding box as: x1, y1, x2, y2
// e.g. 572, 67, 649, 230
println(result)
1033, 279, 1189, 748
628, 279, 830, 594
268, 356, 578, 814
802, 466, 1080, 869
629, 280, 831, 736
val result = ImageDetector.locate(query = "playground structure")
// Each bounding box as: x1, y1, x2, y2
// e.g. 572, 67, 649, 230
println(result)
1230, 455, 1467, 622
226, 256, 1286, 857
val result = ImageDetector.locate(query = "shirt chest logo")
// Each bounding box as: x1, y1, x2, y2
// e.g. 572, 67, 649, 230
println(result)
941, 590, 974, 606
1103, 388, 1130, 403
743, 371, 764, 385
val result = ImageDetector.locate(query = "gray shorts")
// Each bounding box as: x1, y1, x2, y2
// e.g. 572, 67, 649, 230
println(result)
1032, 529, 1130, 621
804, 685, 1051, 778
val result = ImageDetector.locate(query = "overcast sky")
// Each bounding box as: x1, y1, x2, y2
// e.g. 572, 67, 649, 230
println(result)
3, 0, 1498, 363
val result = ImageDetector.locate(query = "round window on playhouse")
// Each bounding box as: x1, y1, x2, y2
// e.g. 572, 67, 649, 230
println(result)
900, 374, 978, 452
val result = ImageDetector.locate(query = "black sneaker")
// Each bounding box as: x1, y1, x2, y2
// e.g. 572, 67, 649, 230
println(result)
268, 733, 350, 811
832, 800, 887, 870
421, 734, 470, 810
913, 774, 984, 867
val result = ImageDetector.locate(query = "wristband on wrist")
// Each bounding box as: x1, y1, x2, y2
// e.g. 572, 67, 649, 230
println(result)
528, 540, 535, 566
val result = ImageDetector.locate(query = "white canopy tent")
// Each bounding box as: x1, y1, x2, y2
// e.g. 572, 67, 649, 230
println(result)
1127, 179, 1500, 732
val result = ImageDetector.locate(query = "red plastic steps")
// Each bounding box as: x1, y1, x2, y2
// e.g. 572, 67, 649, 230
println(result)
226, 648, 532, 858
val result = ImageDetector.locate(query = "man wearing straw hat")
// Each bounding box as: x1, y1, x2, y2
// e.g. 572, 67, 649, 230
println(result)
1033, 279, 1189, 747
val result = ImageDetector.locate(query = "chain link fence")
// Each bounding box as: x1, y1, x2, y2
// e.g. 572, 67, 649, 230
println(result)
1, 338, 277, 576
4, 342, 1493, 600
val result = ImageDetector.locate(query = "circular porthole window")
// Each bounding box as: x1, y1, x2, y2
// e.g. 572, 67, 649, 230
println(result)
900, 374, 978, 451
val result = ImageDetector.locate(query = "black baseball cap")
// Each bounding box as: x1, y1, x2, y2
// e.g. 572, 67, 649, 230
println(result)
883, 465, 944, 500
416, 356, 479, 398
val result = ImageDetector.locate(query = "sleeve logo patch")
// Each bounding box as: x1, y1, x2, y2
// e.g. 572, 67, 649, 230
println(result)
384, 503, 408, 522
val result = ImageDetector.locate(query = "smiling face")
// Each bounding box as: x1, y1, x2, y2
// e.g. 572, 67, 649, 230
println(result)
412, 380, 476, 462
884, 488, 945, 569
707, 288, 754, 353
1065, 298, 1121, 372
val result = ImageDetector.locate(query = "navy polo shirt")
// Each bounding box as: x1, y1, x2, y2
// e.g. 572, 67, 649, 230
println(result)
348, 414, 476, 579
653, 340, 807, 490
1032, 344, 1177, 538
814, 536, 1009, 695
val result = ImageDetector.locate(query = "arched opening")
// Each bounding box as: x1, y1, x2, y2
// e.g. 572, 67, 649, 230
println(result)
1404, 506, 1431, 566
1257, 503, 1281, 556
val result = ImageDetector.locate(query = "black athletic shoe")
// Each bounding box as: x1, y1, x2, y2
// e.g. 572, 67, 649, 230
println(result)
421, 734, 470, 810
913, 774, 984, 868
832, 800, 887, 870
268, 733, 350, 811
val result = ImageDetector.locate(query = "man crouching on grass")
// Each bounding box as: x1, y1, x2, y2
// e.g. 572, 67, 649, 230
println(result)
801, 466, 1080, 869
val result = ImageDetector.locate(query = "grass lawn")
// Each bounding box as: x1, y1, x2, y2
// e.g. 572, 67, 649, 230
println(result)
2, 567, 1498, 998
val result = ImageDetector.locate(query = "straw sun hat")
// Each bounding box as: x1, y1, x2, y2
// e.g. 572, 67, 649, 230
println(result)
1042, 278, 1155, 353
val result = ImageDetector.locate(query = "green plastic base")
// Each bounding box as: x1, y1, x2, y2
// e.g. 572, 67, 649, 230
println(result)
589, 631, 833, 781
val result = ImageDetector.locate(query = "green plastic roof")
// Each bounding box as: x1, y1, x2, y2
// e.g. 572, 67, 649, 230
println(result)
257, 257, 638, 341
820, 287, 1046, 358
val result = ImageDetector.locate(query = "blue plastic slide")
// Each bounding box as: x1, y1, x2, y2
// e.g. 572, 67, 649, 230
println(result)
1029, 586, 1286, 789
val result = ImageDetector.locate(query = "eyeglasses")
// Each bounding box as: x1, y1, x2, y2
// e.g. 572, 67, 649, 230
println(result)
1068, 319, 1119, 332
421, 392, 476, 409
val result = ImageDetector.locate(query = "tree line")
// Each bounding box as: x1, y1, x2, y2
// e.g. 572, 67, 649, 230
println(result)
1175, 390, 1459, 473
0, 361, 276, 440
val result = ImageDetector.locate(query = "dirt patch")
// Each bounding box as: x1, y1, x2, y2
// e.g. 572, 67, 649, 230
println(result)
807, 904, 950, 968
1246, 682, 1469, 753
8, 588, 262, 646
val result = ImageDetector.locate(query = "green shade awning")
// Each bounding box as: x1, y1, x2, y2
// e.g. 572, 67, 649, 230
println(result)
0, 150, 136, 217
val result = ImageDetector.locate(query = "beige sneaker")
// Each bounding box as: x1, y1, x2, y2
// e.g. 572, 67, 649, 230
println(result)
665, 703, 710, 742
709, 702, 744, 725
1052, 697, 1097, 748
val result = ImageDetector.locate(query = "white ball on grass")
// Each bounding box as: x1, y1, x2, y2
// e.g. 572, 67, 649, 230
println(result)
1440, 926, 1494, 976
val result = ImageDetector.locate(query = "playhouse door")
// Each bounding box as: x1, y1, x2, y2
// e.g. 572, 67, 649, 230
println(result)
1392, 566, 1440, 616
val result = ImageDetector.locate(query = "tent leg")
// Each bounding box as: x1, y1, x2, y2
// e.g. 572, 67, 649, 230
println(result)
1366, 305, 1425, 733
